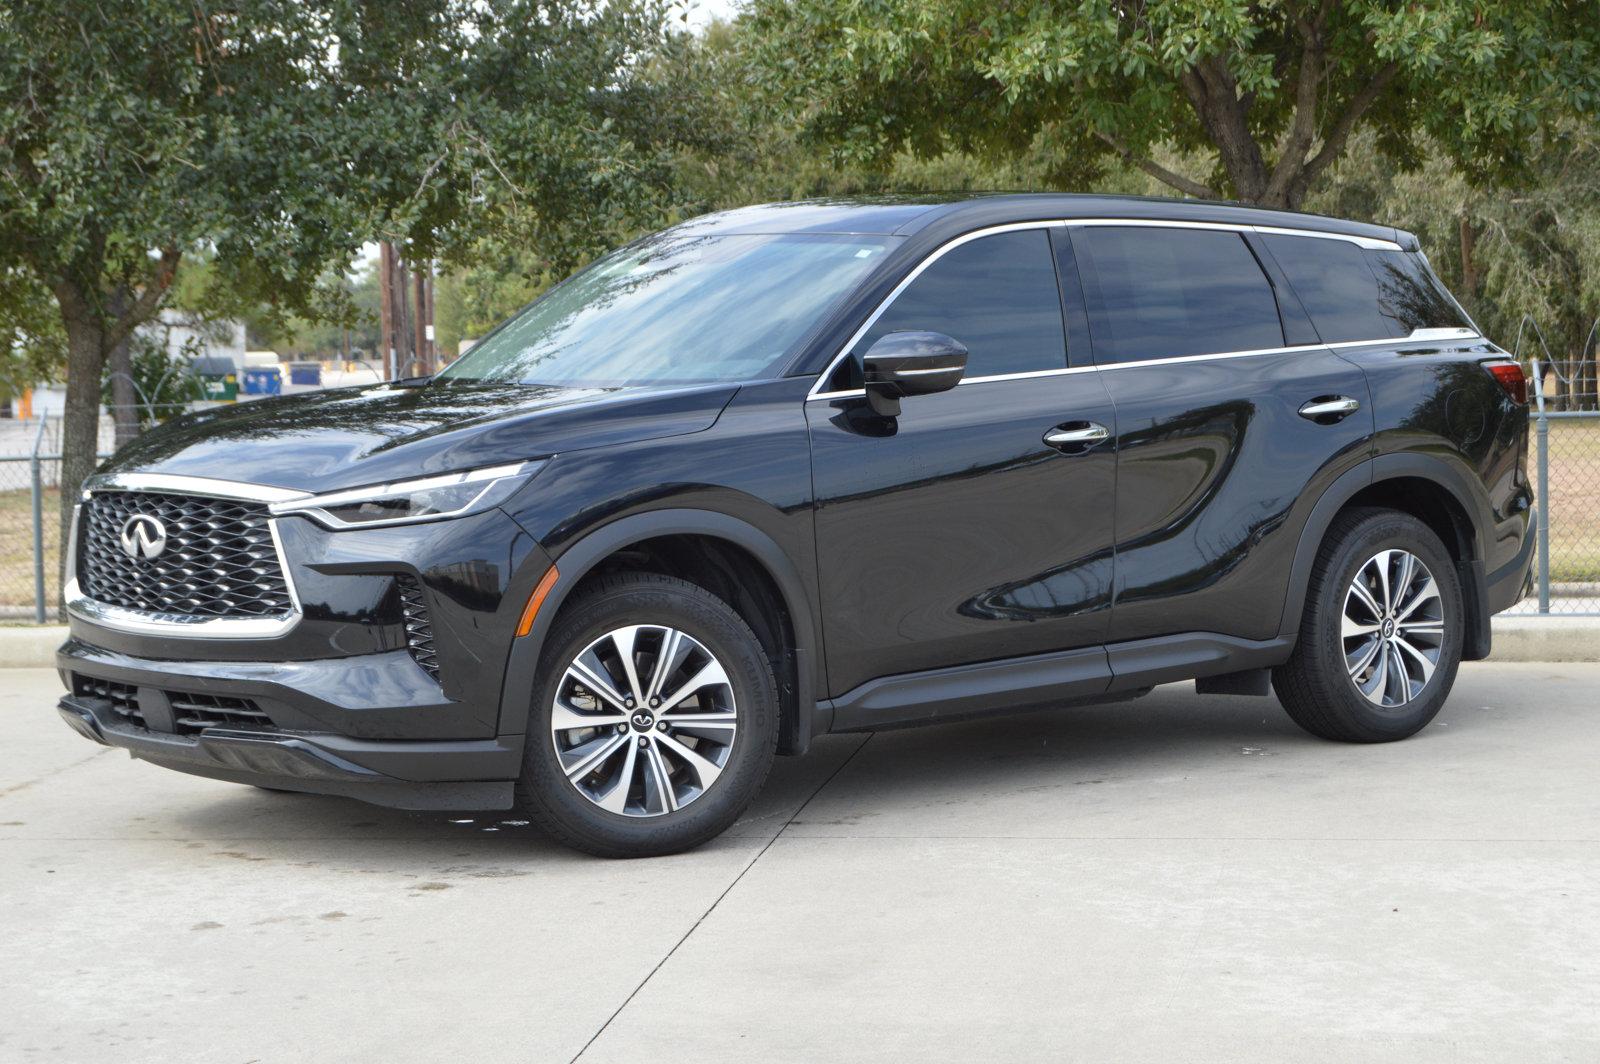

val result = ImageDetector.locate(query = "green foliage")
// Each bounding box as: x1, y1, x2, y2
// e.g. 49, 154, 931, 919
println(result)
0, 268, 62, 399
99, 331, 208, 429
1310, 124, 1600, 379
741, 0, 1600, 209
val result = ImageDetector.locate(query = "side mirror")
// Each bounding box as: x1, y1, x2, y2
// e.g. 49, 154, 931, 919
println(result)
861, 331, 968, 417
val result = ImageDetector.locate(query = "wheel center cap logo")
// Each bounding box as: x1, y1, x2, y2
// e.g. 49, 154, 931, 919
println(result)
118, 514, 168, 560
631, 711, 655, 731
1381, 617, 1396, 639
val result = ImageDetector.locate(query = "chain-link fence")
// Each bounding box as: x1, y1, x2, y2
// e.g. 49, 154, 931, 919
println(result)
0, 415, 115, 622
1524, 359, 1600, 615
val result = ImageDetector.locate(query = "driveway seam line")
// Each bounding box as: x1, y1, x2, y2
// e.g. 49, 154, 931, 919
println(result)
1, 746, 112, 798
569, 732, 874, 1063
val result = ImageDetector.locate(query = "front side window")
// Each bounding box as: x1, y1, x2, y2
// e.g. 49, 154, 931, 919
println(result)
440, 233, 890, 388
827, 228, 1068, 389
1074, 227, 1284, 363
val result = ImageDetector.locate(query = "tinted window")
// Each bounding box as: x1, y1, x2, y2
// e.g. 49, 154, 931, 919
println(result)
1075, 227, 1283, 363
1262, 234, 1393, 343
1364, 250, 1471, 334
442, 233, 889, 387
837, 229, 1067, 387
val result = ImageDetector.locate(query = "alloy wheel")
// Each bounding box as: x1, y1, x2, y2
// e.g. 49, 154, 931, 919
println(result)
1341, 549, 1445, 709
549, 624, 738, 817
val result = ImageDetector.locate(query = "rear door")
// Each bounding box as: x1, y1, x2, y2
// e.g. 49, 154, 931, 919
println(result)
806, 227, 1118, 696
1068, 223, 1374, 645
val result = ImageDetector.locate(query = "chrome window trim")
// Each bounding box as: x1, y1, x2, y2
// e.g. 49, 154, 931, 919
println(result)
808, 330, 1483, 401
1070, 220, 1402, 251
65, 473, 308, 640
804, 217, 1449, 402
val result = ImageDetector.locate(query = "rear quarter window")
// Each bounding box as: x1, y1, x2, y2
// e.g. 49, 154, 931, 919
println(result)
1261, 234, 1394, 343
1364, 250, 1471, 334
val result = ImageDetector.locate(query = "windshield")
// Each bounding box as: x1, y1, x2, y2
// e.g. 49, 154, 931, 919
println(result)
438, 232, 891, 387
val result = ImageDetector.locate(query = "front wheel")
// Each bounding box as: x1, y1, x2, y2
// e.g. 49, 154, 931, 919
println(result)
514, 572, 778, 857
1273, 508, 1465, 743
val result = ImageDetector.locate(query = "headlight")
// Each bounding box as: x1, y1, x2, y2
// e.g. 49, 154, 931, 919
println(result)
270, 461, 545, 530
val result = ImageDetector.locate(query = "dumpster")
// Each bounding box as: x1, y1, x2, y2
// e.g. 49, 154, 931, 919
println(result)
191, 356, 240, 402
242, 366, 282, 396
288, 361, 323, 388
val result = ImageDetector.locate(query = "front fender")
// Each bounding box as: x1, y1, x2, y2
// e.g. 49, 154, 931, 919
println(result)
493, 507, 823, 753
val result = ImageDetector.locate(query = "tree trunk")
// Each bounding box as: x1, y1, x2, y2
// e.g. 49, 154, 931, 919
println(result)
54, 290, 109, 600
1459, 214, 1478, 310
106, 288, 140, 447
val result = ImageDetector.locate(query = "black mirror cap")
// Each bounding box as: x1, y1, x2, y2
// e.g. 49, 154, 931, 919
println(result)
862, 331, 968, 416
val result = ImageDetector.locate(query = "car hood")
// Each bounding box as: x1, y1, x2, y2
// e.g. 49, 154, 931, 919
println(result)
102, 379, 741, 494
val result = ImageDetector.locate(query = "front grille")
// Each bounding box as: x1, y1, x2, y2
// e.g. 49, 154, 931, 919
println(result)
79, 490, 292, 619
396, 575, 441, 682
168, 691, 274, 735
72, 675, 144, 728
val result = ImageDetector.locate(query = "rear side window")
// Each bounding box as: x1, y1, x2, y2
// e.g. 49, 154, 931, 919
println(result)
1364, 250, 1471, 334
835, 228, 1067, 388
1261, 234, 1393, 343
1073, 227, 1283, 363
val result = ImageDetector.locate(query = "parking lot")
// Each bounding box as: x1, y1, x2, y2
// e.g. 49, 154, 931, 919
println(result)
4, 662, 1598, 1063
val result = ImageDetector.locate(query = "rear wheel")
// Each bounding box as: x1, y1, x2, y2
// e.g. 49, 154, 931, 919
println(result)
514, 572, 778, 857
1274, 508, 1464, 742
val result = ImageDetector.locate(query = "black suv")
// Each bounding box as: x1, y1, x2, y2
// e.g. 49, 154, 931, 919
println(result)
56, 195, 1535, 857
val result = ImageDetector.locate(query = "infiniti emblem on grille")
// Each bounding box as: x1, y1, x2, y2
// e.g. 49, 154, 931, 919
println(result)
119, 514, 168, 560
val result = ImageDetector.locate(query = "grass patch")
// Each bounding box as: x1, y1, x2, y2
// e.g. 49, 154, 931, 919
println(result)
1543, 418, 1600, 583
0, 486, 59, 609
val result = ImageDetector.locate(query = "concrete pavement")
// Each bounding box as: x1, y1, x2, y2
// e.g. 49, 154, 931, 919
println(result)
3, 663, 1597, 1062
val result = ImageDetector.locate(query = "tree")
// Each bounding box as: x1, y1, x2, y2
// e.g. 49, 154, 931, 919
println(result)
1311, 122, 1600, 403
742, 0, 1600, 211
1, 0, 696, 580
1, 1, 413, 570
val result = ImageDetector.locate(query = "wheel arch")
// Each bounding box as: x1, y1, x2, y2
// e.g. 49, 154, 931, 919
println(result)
1278, 454, 1493, 659
499, 509, 823, 755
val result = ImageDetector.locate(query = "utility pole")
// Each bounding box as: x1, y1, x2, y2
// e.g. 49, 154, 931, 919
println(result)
413, 263, 429, 375
378, 241, 396, 379
424, 265, 436, 371
396, 259, 412, 376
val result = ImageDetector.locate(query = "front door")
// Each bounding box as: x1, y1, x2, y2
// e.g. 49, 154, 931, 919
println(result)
806, 227, 1118, 696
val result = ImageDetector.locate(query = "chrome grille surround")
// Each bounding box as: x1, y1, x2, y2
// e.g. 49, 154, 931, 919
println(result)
65, 473, 309, 639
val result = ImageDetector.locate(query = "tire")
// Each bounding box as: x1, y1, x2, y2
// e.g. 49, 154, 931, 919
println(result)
1273, 507, 1464, 743
514, 572, 779, 857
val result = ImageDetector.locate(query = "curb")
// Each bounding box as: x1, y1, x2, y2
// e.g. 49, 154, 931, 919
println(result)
2, 619, 1598, 669
0, 625, 66, 669
1486, 616, 1600, 663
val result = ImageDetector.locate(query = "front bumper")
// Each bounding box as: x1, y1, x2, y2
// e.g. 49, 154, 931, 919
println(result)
57, 640, 521, 810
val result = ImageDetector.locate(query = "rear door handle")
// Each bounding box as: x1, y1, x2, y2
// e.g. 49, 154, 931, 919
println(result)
1043, 422, 1111, 452
1298, 396, 1360, 421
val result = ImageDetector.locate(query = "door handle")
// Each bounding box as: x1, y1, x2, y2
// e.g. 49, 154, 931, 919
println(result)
1298, 396, 1360, 421
1043, 422, 1111, 452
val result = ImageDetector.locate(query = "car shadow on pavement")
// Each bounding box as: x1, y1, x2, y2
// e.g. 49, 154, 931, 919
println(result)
157, 684, 1485, 861
151, 687, 1341, 850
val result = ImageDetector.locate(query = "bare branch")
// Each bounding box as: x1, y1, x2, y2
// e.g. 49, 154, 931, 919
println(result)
1262, 7, 1328, 204
1299, 60, 1401, 188
1180, 59, 1267, 200
102, 247, 182, 352
1093, 130, 1218, 200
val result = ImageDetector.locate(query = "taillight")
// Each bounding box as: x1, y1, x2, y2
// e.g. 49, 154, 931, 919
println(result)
1484, 361, 1528, 405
